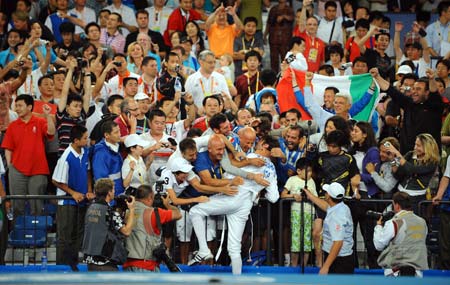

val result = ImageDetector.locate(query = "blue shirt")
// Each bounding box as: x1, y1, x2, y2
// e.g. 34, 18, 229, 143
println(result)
0, 48, 16, 67
323, 202, 354, 256
53, 145, 90, 206
194, 151, 223, 179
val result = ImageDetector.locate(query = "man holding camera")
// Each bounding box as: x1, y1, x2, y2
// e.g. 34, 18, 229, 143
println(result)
82, 178, 135, 271
374, 192, 428, 276
123, 184, 181, 272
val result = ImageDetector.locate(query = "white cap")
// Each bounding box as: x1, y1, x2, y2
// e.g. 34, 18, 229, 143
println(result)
168, 157, 193, 173
396, 65, 413, 75
323, 182, 345, 199
124, 134, 150, 148
134, 92, 149, 101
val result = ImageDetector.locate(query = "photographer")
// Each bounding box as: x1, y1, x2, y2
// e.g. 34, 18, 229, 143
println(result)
82, 178, 135, 271
374, 192, 428, 276
123, 184, 181, 272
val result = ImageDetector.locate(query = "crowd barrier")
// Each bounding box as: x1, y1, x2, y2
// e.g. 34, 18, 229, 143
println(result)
1, 195, 449, 270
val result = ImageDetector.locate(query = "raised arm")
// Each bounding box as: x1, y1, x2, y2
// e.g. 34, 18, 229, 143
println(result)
227, 3, 243, 33
205, 4, 222, 31
393, 21, 404, 63
82, 64, 92, 114
58, 59, 77, 113
93, 61, 116, 96
356, 25, 378, 55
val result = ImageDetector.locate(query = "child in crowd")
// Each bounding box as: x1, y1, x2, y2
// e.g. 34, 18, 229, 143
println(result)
281, 157, 317, 267
218, 53, 234, 86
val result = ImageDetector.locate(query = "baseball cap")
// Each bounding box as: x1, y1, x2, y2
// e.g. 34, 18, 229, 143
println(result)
134, 92, 149, 101
323, 182, 345, 199
396, 65, 413, 75
169, 157, 193, 173
124, 134, 150, 148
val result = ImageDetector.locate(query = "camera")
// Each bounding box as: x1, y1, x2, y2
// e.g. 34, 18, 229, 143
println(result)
168, 137, 177, 147
152, 243, 181, 272
342, 20, 355, 29
379, 29, 389, 34
366, 210, 395, 222
114, 193, 132, 212
113, 61, 122, 67
404, 86, 411, 91
153, 181, 167, 209
174, 64, 181, 73
285, 53, 296, 64
391, 157, 401, 167
77, 57, 88, 68
339, 62, 352, 70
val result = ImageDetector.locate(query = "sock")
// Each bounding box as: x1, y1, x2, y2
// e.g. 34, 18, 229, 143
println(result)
190, 214, 209, 254
231, 256, 242, 275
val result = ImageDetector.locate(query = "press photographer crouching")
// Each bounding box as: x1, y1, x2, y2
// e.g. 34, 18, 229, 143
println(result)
123, 184, 182, 272
82, 178, 136, 271
374, 192, 428, 277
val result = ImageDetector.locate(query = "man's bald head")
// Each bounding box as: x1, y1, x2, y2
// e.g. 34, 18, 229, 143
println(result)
238, 127, 256, 153
208, 134, 225, 162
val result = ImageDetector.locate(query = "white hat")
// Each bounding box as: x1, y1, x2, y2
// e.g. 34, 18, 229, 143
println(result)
323, 182, 345, 199
168, 157, 193, 173
396, 65, 413, 75
134, 92, 150, 101
124, 134, 150, 148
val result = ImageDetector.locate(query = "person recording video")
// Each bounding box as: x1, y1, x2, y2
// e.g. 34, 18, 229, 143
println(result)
373, 192, 428, 277
82, 178, 136, 271
123, 184, 181, 272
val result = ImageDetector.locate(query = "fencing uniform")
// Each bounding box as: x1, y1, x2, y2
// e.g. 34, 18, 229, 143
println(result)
189, 153, 279, 274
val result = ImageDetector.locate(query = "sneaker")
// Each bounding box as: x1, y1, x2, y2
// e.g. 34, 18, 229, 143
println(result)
187, 251, 213, 266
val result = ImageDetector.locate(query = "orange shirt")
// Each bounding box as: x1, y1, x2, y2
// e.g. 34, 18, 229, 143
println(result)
345, 36, 376, 63
207, 23, 240, 58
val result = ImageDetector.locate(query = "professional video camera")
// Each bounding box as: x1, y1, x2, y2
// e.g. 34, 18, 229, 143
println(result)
366, 210, 395, 222
153, 181, 167, 209
153, 243, 181, 272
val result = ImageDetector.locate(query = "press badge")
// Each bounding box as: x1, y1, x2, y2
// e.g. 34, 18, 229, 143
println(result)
308, 48, 318, 62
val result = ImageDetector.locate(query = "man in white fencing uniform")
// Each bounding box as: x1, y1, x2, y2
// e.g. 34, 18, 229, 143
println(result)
188, 135, 280, 274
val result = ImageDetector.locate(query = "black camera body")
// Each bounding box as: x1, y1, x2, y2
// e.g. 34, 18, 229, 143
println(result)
152, 243, 181, 272
367, 210, 395, 222
113, 61, 122, 67
285, 53, 296, 64
114, 194, 132, 212
77, 57, 88, 68
153, 181, 167, 209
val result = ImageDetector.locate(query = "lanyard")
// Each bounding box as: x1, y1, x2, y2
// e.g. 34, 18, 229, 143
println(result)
24, 74, 33, 95
242, 37, 255, 50
247, 72, 259, 96
105, 31, 116, 47
210, 164, 223, 179
199, 77, 214, 96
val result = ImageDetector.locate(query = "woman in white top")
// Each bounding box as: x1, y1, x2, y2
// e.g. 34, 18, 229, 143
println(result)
122, 134, 150, 189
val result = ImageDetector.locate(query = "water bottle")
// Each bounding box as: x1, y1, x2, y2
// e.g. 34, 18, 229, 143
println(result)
41, 250, 48, 272
174, 77, 182, 93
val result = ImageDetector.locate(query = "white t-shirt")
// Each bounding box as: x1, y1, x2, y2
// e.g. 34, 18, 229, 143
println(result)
185, 70, 230, 108
140, 132, 175, 182
102, 72, 140, 98
121, 154, 149, 189
165, 120, 187, 144
105, 4, 137, 38
68, 7, 96, 34
17, 69, 43, 98
146, 6, 173, 35
285, 51, 308, 71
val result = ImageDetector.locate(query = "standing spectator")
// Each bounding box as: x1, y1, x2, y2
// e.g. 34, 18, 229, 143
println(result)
234, 50, 263, 108
85, 22, 114, 59
293, 1, 325, 72
68, 0, 96, 36
146, 0, 173, 36
91, 120, 125, 196
185, 20, 207, 58
237, 0, 271, 38
233, 16, 264, 78
205, 3, 243, 59
264, 0, 295, 73
425, 1, 450, 57
316, 1, 343, 46
185, 50, 230, 111
52, 125, 92, 265
371, 67, 443, 153
2, 94, 55, 215
105, 0, 137, 38
56, 58, 90, 156
45, 0, 84, 44
164, 0, 205, 47
125, 10, 166, 57
121, 134, 150, 189
303, 182, 354, 274
138, 56, 159, 104
114, 98, 139, 140
99, 12, 126, 54
385, 133, 440, 214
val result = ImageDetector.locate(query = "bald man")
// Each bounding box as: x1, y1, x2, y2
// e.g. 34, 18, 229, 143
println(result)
189, 135, 280, 275
236, 126, 256, 154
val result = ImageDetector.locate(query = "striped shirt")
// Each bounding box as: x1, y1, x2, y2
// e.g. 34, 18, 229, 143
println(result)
56, 110, 87, 157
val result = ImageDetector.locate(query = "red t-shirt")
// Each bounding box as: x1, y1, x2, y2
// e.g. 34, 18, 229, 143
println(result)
293, 30, 326, 72
192, 116, 208, 132
163, 8, 202, 46
123, 208, 172, 270
2, 115, 53, 175
113, 115, 130, 138
345, 36, 376, 63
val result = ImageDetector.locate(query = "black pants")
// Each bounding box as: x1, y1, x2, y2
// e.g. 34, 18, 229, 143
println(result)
87, 263, 119, 271
323, 252, 354, 274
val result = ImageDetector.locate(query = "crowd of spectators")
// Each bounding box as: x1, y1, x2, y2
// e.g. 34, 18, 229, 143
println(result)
0, 0, 448, 274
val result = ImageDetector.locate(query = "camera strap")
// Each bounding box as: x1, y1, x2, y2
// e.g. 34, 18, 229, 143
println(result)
154, 208, 164, 243
329, 20, 336, 44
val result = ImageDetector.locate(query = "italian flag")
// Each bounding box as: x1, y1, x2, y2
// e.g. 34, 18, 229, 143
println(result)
276, 70, 380, 122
